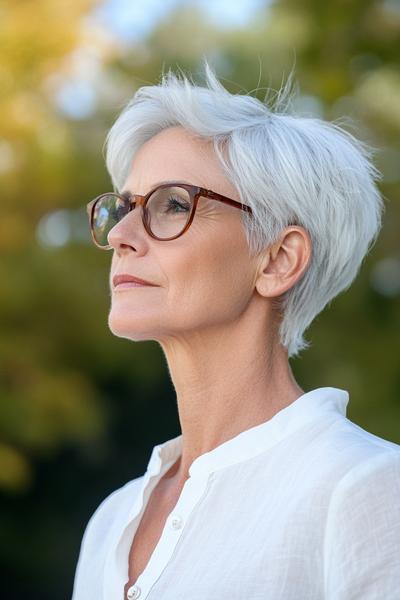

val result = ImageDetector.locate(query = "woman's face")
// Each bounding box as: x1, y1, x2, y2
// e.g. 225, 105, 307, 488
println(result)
108, 125, 260, 343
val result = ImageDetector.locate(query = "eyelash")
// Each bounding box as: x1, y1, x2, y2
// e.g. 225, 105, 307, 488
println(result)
166, 196, 190, 212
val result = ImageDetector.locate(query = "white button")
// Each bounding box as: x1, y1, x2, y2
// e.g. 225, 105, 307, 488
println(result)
127, 584, 141, 599
171, 514, 183, 529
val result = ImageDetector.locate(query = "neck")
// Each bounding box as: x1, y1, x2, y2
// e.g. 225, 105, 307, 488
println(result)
158, 298, 304, 489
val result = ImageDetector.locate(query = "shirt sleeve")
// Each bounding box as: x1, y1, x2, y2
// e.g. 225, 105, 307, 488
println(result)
323, 450, 400, 599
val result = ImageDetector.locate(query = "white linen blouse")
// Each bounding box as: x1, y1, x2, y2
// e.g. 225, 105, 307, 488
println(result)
71, 386, 400, 600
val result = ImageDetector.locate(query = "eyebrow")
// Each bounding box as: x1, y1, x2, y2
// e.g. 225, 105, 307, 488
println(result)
120, 179, 196, 196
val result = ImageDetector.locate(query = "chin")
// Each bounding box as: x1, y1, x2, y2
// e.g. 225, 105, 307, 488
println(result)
107, 310, 160, 341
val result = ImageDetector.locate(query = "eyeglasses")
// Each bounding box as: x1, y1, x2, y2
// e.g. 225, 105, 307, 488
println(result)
86, 181, 253, 249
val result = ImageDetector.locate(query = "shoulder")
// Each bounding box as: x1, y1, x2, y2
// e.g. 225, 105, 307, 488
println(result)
323, 449, 400, 596
310, 412, 400, 478
74, 473, 145, 570
321, 417, 400, 549
72, 474, 145, 598
289, 413, 400, 510
80, 474, 145, 546
330, 446, 400, 499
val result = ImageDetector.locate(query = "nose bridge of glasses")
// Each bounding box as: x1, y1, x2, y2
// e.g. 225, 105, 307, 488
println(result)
130, 193, 147, 208
122, 194, 145, 227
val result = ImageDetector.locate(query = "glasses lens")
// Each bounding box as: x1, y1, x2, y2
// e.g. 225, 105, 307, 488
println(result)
146, 186, 192, 239
91, 194, 129, 246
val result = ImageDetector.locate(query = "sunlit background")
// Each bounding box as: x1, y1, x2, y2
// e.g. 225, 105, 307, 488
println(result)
1, 0, 399, 597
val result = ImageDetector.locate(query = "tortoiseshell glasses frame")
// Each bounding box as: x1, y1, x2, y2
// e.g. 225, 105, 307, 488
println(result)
86, 181, 253, 249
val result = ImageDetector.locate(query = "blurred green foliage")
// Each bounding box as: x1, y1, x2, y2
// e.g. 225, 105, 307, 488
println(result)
0, 0, 399, 598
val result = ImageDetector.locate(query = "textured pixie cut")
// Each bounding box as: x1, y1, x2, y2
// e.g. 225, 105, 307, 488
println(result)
104, 58, 385, 359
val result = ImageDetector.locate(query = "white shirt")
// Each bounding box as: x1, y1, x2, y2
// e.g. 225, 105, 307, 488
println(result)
71, 387, 400, 600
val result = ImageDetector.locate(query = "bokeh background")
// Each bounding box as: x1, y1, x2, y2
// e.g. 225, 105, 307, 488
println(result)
1, 0, 399, 598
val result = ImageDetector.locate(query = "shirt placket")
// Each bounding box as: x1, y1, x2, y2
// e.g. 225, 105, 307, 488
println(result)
126, 471, 214, 600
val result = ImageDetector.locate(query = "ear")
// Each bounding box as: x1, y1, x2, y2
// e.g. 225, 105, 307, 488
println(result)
255, 227, 312, 299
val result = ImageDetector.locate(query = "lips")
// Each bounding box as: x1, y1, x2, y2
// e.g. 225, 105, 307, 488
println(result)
113, 274, 157, 288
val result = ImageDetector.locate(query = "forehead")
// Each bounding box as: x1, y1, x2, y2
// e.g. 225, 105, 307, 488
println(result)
124, 126, 239, 200
133, 125, 213, 168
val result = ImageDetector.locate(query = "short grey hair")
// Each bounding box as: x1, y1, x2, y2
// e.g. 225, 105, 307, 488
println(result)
104, 58, 385, 359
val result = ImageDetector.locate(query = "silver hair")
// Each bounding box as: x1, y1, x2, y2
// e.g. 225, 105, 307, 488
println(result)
104, 57, 385, 359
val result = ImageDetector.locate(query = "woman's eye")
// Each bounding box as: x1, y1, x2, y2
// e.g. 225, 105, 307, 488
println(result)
167, 197, 190, 212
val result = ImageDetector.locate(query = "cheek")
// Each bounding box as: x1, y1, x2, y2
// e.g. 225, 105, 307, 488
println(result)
166, 232, 253, 325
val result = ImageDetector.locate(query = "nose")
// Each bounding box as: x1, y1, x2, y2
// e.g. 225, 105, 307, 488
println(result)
107, 205, 144, 251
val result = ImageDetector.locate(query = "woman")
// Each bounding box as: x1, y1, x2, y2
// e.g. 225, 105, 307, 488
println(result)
72, 59, 400, 600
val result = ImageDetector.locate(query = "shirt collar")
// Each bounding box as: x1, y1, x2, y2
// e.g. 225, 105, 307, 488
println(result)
145, 386, 349, 479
